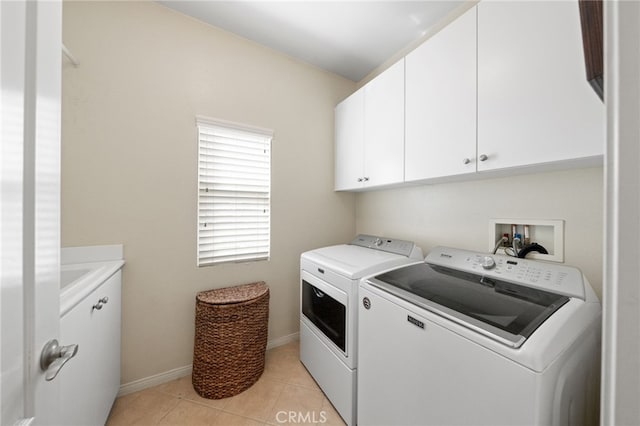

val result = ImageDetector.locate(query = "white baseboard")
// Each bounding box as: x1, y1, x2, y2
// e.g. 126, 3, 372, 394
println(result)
117, 332, 299, 397
266, 331, 299, 350
118, 364, 192, 396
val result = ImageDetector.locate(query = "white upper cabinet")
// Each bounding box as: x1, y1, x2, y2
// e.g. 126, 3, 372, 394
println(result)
405, 6, 477, 182
335, 60, 405, 190
335, 88, 364, 191
363, 59, 405, 188
477, 1, 604, 172
335, 1, 604, 192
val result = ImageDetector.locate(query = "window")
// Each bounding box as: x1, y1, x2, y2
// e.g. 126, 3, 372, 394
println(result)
196, 116, 272, 266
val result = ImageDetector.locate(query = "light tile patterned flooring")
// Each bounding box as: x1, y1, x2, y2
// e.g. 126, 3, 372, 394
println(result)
106, 341, 346, 426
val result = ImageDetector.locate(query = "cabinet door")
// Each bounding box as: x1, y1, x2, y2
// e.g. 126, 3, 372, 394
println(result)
477, 1, 604, 172
335, 88, 364, 191
405, 6, 477, 182
60, 272, 121, 426
363, 59, 405, 187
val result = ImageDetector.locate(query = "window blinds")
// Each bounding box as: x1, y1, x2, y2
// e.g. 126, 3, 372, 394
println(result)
197, 117, 272, 266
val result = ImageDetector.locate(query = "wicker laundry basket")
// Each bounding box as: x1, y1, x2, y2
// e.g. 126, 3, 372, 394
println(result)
192, 281, 269, 399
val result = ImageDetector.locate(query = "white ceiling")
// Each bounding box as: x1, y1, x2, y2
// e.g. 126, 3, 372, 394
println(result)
158, 1, 466, 82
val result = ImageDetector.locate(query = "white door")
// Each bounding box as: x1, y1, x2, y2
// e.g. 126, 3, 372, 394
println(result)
405, 6, 477, 182
477, 1, 604, 171
335, 88, 364, 191
1, 1, 64, 424
363, 59, 404, 187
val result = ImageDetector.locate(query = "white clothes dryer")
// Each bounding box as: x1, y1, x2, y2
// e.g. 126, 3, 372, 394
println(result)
300, 235, 423, 426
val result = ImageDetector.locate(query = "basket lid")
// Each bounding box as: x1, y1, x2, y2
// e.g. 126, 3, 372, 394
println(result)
197, 281, 268, 305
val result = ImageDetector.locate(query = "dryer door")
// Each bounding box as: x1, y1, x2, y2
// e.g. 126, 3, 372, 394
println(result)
301, 271, 347, 353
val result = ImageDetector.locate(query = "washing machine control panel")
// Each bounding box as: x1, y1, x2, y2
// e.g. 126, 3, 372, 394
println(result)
427, 247, 586, 300
480, 256, 496, 270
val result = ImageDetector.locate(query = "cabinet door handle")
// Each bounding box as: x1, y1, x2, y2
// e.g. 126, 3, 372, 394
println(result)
363, 177, 369, 182
92, 297, 109, 311
463, 158, 471, 165
479, 154, 489, 162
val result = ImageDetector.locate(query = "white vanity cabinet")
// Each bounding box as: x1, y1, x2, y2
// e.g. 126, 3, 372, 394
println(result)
405, 6, 477, 182
477, 1, 604, 172
60, 271, 122, 426
335, 60, 405, 190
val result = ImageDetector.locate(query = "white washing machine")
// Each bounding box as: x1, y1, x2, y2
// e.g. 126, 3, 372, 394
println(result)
358, 246, 601, 426
300, 235, 423, 426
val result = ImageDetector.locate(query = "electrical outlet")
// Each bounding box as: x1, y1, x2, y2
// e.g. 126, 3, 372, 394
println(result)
489, 219, 564, 262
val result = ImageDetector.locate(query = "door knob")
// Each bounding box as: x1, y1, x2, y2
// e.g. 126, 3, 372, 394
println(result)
463, 158, 471, 165
40, 339, 78, 381
479, 154, 489, 162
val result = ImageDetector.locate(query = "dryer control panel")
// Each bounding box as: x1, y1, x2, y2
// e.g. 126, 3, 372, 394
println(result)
350, 234, 420, 258
427, 246, 586, 300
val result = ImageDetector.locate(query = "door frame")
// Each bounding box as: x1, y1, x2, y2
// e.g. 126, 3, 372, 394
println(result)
602, 1, 640, 425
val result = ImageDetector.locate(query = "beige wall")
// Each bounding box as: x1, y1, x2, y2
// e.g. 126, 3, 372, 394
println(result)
61, 1, 356, 384
62, 0, 605, 387
356, 167, 604, 298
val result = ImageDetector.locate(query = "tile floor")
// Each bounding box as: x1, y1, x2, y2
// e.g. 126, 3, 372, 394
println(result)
106, 340, 346, 426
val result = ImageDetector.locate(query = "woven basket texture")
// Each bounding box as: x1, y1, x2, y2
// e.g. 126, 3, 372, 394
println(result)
192, 281, 269, 399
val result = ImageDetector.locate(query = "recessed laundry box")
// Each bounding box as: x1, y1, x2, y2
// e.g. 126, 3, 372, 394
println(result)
192, 281, 269, 399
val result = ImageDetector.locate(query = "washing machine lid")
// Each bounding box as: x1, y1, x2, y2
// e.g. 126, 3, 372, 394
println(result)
302, 244, 418, 280
368, 262, 570, 348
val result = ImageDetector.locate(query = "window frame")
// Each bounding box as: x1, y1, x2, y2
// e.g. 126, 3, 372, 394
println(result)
196, 116, 273, 266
